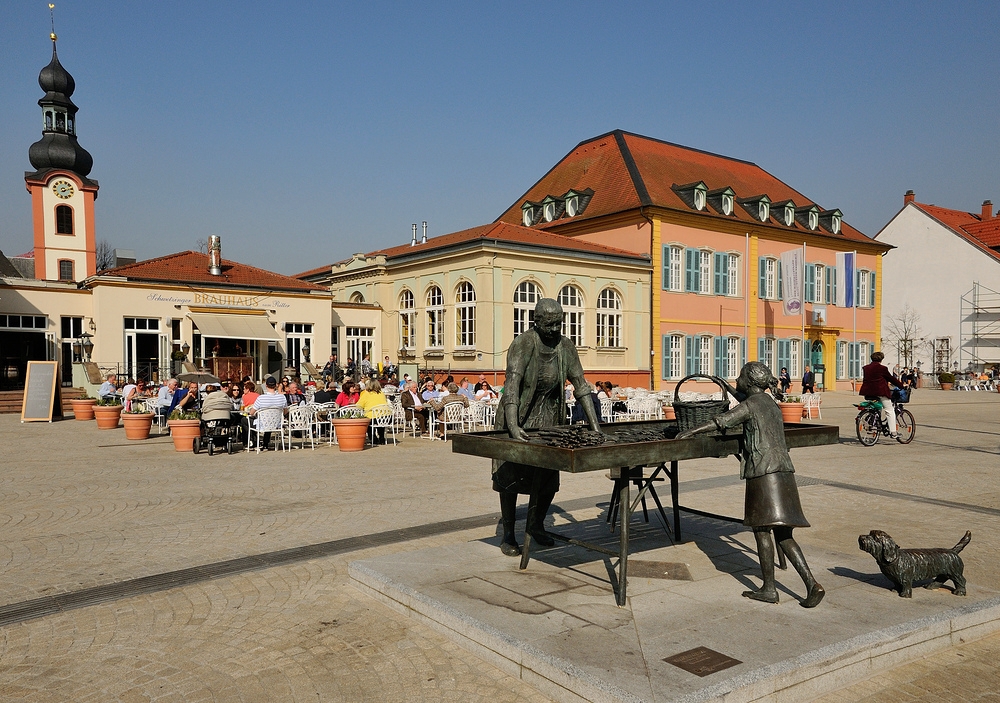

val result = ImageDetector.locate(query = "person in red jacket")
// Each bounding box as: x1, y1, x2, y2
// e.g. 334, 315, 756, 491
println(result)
859, 351, 904, 438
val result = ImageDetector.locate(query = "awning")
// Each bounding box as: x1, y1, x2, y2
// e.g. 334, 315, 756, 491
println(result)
188, 312, 280, 341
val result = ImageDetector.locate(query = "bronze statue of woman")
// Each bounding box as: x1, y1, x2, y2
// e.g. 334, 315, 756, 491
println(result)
493, 298, 602, 556
677, 362, 825, 607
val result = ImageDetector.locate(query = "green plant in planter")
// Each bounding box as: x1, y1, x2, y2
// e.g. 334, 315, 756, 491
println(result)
123, 406, 151, 414
171, 350, 187, 361
96, 396, 122, 406
169, 409, 200, 420
337, 407, 366, 419
783, 395, 803, 403
938, 372, 955, 384
78, 392, 94, 400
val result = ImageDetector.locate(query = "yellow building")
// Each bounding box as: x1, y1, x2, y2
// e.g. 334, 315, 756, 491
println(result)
300, 221, 651, 386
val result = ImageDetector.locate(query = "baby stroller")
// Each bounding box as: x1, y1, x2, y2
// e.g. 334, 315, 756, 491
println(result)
192, 416, 238, 455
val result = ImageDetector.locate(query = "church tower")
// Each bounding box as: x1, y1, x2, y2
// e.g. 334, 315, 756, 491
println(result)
24, 27, 98, 282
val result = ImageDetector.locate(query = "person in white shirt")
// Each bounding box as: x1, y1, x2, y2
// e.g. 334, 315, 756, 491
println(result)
98, 373, 118, 399
248, 377, 288, 450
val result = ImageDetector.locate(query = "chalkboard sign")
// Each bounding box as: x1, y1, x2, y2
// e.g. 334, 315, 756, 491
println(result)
21, 361, 62, 422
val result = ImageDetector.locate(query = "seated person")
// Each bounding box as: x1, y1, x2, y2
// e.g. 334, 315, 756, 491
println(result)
400, 380, 429, 434
571, 391, 603, 424
241, 380, 260, 409
357, 379, 390, 445
123, 379, 151, 411
175, 382, 201, 413
246, 376, 288, 449
98, 373, 118, 399
457, 378, 476, 402
420, 379, 440, 402
314, 381, 337, 405
428, 383, 470, 437
284, 381, 306, 407
335, 380, 359, 407
473, 374, 496, 399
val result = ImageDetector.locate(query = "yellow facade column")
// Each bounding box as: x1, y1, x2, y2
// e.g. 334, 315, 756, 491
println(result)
748, 234, 759, 360
651, 218, 662, 390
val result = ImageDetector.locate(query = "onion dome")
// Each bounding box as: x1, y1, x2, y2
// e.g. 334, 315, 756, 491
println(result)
27, 43, 93, 178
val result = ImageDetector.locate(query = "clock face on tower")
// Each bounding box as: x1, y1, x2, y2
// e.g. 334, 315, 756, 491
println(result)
51, 180, 75, 199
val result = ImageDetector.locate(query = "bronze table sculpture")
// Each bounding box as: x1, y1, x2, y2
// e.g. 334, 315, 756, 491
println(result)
677, 362, 825, 608
493, 298, 602, 556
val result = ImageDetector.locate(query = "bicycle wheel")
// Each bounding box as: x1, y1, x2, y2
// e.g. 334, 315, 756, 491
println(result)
896, 409, 916, 444
856, 411, 880, 446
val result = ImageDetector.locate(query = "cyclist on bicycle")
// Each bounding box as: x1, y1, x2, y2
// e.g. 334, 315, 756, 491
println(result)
859, 351, 905, 439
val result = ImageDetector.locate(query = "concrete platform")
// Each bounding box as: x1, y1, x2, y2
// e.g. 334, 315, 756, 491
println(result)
350, 509, 1000, 703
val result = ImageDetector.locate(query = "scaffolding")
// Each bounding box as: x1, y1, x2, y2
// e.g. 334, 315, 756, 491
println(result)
960, 282, 1000, 371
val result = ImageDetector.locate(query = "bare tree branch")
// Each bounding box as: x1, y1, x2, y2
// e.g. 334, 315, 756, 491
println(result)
95, 240, 115, 271
883, 304, 924, 367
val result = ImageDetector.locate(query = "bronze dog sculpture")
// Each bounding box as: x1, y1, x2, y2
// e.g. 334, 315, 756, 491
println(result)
858, 530, 970, 598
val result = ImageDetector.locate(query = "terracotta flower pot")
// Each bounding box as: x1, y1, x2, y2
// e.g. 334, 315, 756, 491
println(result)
662, 405, 676, 421
167, 419, 202, 452
778, 402, 803, 424
940, 383, 954, 391
122, 412, 154, 440
71, 398, 97, 420
93, 404, 123, 429
332, 417, 371, 452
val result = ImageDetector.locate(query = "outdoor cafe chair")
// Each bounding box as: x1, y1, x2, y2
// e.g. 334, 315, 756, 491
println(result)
440, 402, 466, 440
283, 406, 316, 450
247, 407, 284, 454
368, 405, 396, 446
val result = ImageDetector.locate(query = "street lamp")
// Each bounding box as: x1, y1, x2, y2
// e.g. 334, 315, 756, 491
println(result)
79, 332, 94, 361
181, 341, 190, 359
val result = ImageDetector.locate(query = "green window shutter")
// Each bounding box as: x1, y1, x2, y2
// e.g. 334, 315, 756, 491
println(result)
826, 266, 835, 304
685, 249, 697, 292
777, 340, 791, 371
661, 335, 669, 379
869, 272, 876, 308
804, 264, 815, 302
741, 337, 747, 367
758, 257, 766, 298
661, 246, 670, 290
758, 338, 766, 363
684, 335, 695, 376
714, 336, 726, 377
777, 260, 784, 300
714, 252, 726, 295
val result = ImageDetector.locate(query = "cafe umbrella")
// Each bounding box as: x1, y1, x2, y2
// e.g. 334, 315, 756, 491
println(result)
178, 371, 222, 385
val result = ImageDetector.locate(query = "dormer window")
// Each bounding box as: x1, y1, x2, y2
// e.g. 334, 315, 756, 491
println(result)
819, 209, 843, 234
541, 195, 565, 223
707, 187, 736, 216
566, 195, 579, 217
795, 205, 821, 231
738, 195, 771, 222
521, 201, 541, 227
672, 181, 709, 212
771, 200, 795, 226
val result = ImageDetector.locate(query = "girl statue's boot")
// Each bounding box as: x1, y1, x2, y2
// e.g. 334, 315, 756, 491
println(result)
499, 491, 521, 556
526, 490, 555, 547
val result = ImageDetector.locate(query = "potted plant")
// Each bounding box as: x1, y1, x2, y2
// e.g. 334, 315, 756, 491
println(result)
167, 409, 202, 452
70, 393, 97, 421
93, 396, 124, 429
121, 405, 155, 440
777, 394, 804, 423
331, 406, 371, 452
938, 372, 955, 391
661, 399, 676, 421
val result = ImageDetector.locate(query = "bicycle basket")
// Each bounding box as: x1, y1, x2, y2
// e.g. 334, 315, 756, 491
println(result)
891, 387, 911, 404
672, 374, 730, 432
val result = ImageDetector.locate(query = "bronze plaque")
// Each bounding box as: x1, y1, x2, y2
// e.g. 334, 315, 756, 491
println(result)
664, 646, 742, 677
628, 561, 693, 581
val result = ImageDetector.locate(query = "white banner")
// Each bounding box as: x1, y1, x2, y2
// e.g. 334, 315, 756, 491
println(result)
779, 248, 803, 316
836, 252, 855, 308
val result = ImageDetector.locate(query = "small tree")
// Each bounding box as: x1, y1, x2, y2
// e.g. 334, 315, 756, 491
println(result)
884, 304, 923, 367
95, 239, 115, 270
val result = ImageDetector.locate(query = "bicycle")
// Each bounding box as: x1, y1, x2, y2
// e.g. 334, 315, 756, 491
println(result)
854, 392, 915, 446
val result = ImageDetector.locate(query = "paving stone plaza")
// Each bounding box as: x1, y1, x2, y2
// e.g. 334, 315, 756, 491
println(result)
2, 390, 1000, 702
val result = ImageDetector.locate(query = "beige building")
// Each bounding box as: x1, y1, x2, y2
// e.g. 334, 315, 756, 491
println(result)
301, 221, 651, 386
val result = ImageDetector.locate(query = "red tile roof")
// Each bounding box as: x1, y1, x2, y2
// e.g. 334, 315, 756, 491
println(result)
95, 251, 326, 292
495, 130, 873, 244
911, 201, 1000, 259
369, 221, 648, 260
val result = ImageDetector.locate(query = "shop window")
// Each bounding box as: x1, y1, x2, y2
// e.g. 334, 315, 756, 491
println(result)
513, 281, 540, 337
595, 288, 622, 348
455, 282, 476, 348
559, 285, 584, 346
399, 289, 415, 350
426, 286, 444, 348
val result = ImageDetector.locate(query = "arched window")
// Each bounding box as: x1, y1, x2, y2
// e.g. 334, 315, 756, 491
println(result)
513, 281, 539, 337
399, 289, 415, 350
349, 291, 365, 303
455, 282, 476, 348
558, 285, 584, 347
595, 288, 622, 348
426, 285, 444, 348
56, 205, 73, 235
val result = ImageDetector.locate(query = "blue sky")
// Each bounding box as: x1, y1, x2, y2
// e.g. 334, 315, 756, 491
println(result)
1, 1, 998, 275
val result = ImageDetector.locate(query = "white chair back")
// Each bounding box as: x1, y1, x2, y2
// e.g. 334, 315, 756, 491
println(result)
256, 407, 284, 433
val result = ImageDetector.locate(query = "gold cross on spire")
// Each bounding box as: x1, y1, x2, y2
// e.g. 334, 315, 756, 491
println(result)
49, 3, 57, 42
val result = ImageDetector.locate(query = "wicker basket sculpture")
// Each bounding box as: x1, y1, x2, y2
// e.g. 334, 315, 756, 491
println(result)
672, 374, 731, 433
